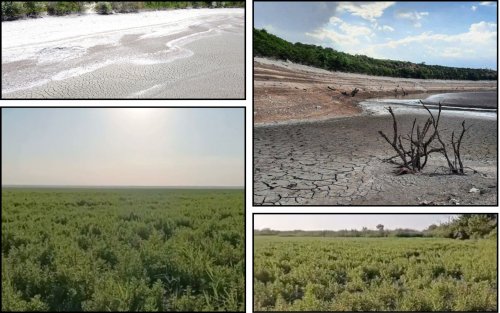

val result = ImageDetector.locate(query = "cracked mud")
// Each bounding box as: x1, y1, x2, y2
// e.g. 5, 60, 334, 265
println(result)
254, 113, 497, 205
2, 9, 244, 99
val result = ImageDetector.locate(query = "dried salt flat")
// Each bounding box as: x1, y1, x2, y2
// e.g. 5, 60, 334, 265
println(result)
2, 8, 244, 98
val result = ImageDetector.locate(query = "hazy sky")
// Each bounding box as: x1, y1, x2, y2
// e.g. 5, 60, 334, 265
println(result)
254, 1, 497, 69
2, 108, 244, 187
254, 214, 459, 231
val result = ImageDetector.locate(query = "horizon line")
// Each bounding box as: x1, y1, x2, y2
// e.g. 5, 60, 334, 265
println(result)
2, 184, 244, 189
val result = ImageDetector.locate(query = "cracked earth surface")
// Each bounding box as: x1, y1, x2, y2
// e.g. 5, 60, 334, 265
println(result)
2, 10, 243, 99
254, 113, 497, 205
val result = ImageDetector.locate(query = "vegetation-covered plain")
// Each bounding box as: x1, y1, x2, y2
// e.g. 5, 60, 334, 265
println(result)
254, 28, 497, 81
1, 1, 245, 20
254, 215, 497, 311
2, 188, 244, 311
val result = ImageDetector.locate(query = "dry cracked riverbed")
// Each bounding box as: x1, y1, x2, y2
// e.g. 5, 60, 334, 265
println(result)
2, 9, 244, 99
254, 112, 497, 205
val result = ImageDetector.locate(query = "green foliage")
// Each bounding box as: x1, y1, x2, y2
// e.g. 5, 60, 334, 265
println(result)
426, 214, 497, 239
111, 1, 143, 13
254, 236, 497, 311
143, 1, 243, 10
23, 1, 46, 17
255, 228, 424, 238
254, 28, 497, 81
1, 1, 25, 21
256, 214, 497, 240
1, 1, 243, 20
217, 1, 245, 8
144, 1, 191, 9
1, 188, 244, 311
95, 1, 112, 14
46, 1, 84, 16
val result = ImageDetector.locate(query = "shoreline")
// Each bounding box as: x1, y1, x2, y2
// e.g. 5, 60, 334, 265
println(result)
254, 58, 497, 125
255, 90, 497, 128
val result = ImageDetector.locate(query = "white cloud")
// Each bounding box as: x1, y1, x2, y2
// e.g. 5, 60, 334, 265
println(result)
262, 24, 276, 33
306, 9, 496, 68
396, 11, 429, 27
471, 5, 478, 11
480, 1, 496, 6
337, 2, 395, 22
438, 47, 475, 58
380, 25, 395, 32
307, 28, 361, 46
328, 16, 374, 36
469, 21, 497, 33
377, 21, 497, 60
307, 17, 375, 48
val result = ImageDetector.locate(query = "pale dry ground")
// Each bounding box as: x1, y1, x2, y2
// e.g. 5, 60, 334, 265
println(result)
253, 58, 497, 206
1, 9, 244, 99
254, 58, 496, 125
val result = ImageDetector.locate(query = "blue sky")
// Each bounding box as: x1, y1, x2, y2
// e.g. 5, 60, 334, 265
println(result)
254, 214, 459, 231
255, 1, 497, 69
2, 108, 244, 187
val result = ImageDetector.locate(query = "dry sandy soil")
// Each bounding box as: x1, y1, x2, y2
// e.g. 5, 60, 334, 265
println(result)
254, 57, 496, 125
254, 58, 497, 206
2, 9, 244, 99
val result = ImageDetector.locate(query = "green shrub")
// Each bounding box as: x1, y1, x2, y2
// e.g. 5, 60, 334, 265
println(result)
96, 2, 112, 15
2, 188, 244, 311
1, 1, 25, 21
144, 1, 192, 10
46, 1, 84, 16
111, 1, 142, 13
23, 1, 46, 17
254, 236, 497, 311
192, 1, 209, 8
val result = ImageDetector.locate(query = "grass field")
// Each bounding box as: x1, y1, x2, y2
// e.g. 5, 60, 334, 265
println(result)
2, 188, 244, 311
254, 236, 497, 311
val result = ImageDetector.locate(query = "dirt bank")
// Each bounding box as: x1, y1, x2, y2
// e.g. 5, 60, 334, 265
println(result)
254, 58, 497, 124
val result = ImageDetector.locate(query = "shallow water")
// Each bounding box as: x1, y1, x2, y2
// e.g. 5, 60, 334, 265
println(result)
360, 91, 497, 120
424, 91, 497, 109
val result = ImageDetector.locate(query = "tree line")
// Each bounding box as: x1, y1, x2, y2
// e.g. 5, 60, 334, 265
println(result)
2, 1, 244, 20
254, 28, 497, 81
254, 214, 497, 240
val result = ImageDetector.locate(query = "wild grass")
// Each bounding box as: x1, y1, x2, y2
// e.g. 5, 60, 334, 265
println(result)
254, 236, 497, 311
2, 188, 244, 311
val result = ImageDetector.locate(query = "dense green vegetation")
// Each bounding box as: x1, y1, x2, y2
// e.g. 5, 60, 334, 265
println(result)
254, 28, 497, 81
2, 188, 244, 311
254, 236, 497, 311
46, 1, 85, 15
1, 1, 244, 20
255, 214, 498, 240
